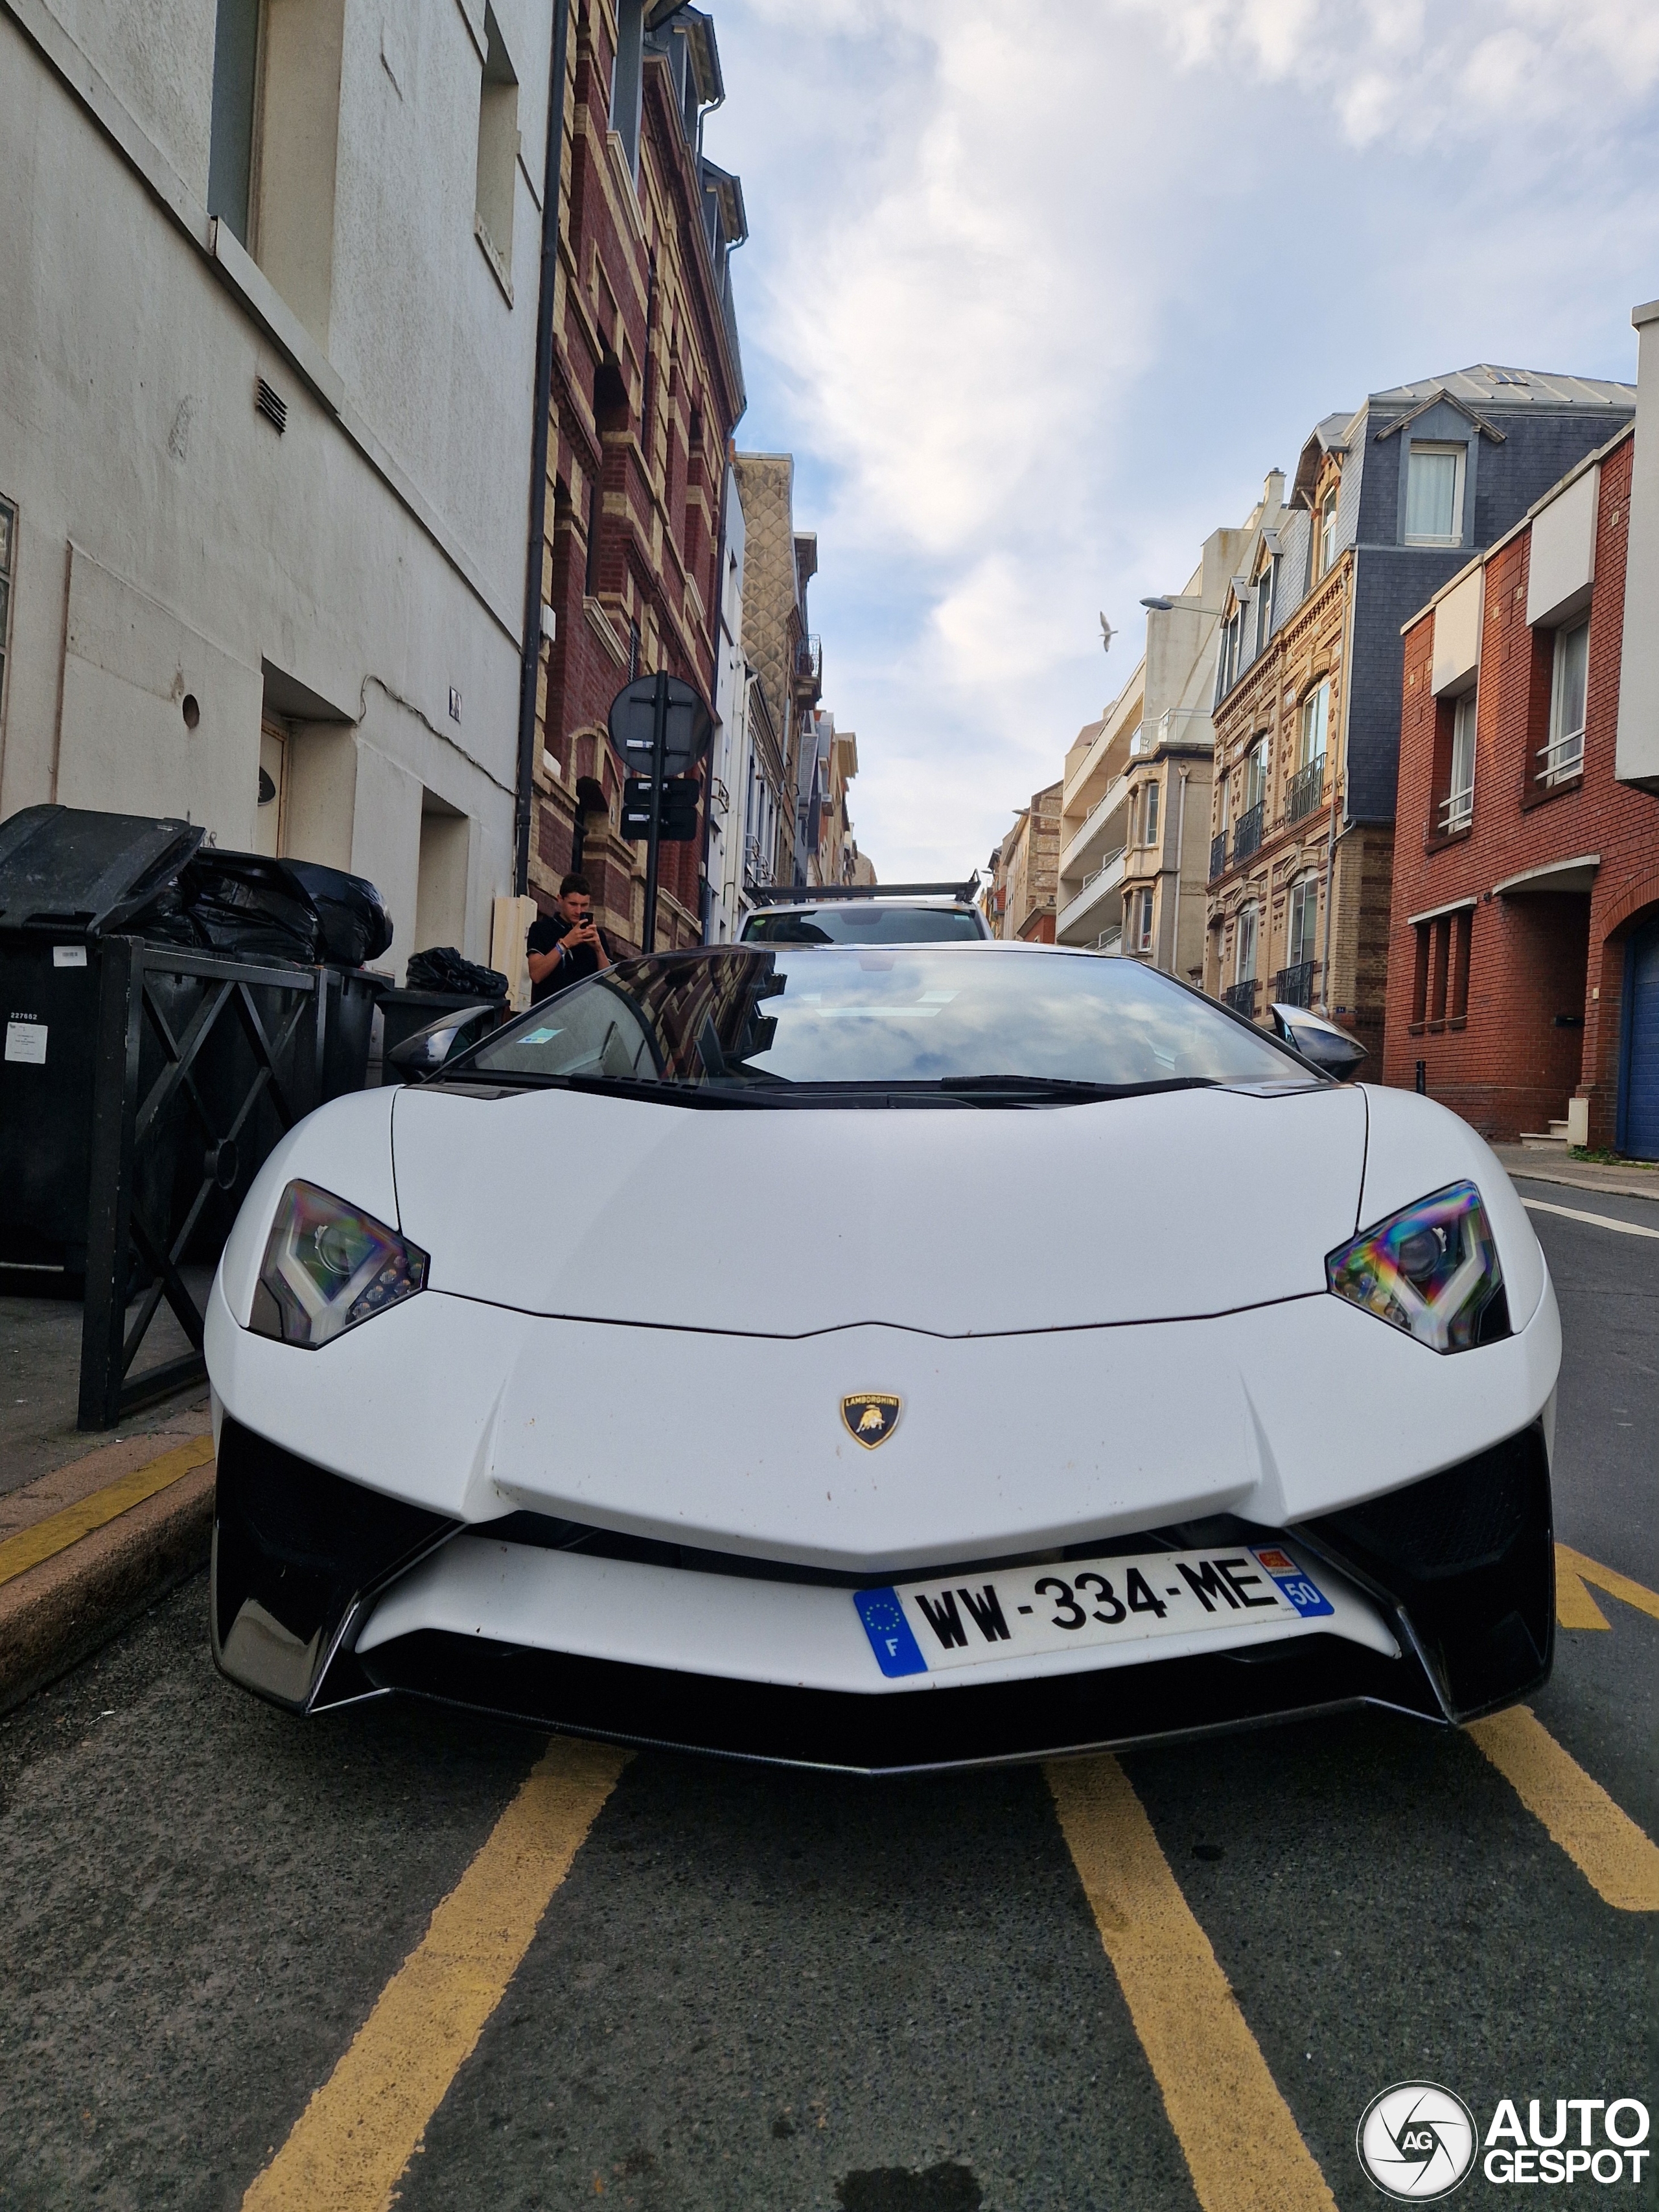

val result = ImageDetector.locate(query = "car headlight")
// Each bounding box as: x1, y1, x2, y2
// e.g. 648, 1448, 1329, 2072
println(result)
1326, 1180, 1509, 1353
248, 1180, 428, 1349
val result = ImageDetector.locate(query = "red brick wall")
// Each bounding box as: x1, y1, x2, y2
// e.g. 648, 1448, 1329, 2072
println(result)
1382, 435, 1659, 1143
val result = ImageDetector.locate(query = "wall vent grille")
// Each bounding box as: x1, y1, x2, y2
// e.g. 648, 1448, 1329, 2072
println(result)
255, 378, 288, 434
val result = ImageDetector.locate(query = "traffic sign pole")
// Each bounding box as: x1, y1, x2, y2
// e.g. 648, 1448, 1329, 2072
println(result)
642, 668, 667, 955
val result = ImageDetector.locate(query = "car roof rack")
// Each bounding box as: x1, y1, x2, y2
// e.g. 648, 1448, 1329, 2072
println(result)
749, 879, 979, 905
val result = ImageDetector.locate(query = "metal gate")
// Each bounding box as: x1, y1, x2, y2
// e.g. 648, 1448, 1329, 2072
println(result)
77, 937, 372, 1428
1619, 914, 1659, 1161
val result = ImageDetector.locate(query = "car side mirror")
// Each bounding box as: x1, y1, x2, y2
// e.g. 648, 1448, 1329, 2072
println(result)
1270, 1003, 1369, 1081
387, 1004, 500, 1082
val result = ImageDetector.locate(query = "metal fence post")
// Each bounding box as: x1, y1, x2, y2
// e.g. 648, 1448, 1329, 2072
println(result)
78, 937, 143, 1430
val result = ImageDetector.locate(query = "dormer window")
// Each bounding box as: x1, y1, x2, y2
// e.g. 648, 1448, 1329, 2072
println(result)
1405, 443, 1466, 546
1254, 558, 1275, 655
1315, 485, 1338, 580
1214, 610, 1241, 705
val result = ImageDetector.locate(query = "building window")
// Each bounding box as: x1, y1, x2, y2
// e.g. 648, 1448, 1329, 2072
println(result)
1244, 738, 1267, 813
1316, 485, 1338, 580
1442, 692, 1477, 832
610, 0, 647, 180
1287, 876, 1317, 972
475, 5, 520, 274
0, 496, 13, 725
1298, 681, 1328, 770
1411, 910, 1474, 1028
1542, 620, 1589, 784
209, 0, 262, 247
1405, 443, 1467, 547
1143, 777, 1159, 848
1236, 903, 1258, 983
1133, 887, 1154, 955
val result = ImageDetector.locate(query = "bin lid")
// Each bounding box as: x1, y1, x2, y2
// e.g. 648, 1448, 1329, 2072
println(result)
0, 805, 203, 938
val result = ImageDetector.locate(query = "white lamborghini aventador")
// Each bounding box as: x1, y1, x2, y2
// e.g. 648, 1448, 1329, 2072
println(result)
205, 944, 1560, 1771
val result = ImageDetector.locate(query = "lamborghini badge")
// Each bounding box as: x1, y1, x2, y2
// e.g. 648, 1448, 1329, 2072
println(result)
841, 1393, 901, 1449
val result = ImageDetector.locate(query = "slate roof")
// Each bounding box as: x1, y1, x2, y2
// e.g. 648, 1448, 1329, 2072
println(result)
1368, 365, 1636, 410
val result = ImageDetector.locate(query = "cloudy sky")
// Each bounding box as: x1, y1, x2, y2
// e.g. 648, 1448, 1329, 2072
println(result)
701, 0, 1659, 882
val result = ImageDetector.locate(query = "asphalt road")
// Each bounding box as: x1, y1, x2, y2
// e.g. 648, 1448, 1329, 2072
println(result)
0, 1182, 1653, 2212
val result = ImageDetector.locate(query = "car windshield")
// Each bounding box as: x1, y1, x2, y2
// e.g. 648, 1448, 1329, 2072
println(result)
463, 947, 1307, 1099
741, 905, 982, 944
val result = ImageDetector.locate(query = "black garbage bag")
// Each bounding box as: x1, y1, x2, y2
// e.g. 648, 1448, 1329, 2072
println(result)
283, 861, 393, 967
171, 852, 321, 965
404, 946, 509, 1000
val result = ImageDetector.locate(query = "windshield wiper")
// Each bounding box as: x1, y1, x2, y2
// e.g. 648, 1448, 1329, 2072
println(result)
931, 1074, 1220, 1102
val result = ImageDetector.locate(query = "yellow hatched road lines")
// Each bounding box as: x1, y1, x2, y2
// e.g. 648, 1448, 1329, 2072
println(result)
1048, 1754, 1338, 2212
241, 1736, 627, 2212
0, 1436, 216, 1589
1555, 1542, 1659, 1633
1467, 1706, 1659, 1913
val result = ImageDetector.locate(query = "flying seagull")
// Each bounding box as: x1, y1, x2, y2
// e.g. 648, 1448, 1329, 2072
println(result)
1099, 613, 1116, 655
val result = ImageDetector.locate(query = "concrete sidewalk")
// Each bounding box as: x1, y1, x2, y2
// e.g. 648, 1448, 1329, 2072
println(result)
1491, 1145, 1659, 1204
0, 1286, 215, 1710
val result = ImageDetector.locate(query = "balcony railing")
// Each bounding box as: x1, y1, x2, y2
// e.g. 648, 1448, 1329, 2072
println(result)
1056, 846, 1126, 940
1209, 831, 1227, 882
1437, 780, 1474, 833
1095, 926, 1122, 955
1271, 960, 1317, 1010
1232, 801, 1264, 863
795, 635, 823, 690
1284, 757, 1325, 826
1223, 978, 1258, 1017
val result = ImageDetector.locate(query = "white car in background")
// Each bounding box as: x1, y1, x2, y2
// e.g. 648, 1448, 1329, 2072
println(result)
205, 944, 1559, 1772
739, 881, 993, 946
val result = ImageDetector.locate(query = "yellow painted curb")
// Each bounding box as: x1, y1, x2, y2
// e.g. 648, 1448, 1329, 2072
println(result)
0, 1435, 216, 1590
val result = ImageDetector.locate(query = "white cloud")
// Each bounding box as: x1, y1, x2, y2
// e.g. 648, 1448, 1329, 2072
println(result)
710, 0, 1658, 878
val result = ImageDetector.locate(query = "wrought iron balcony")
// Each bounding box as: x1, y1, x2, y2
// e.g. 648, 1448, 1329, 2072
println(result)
1223, 978, 1258, 1017
1231, 801, 1264, 863
1271, 960, 1317, 1010
1284, 758, 1325, 826
1209, 831, 1227, 882
795, 635, 823, 690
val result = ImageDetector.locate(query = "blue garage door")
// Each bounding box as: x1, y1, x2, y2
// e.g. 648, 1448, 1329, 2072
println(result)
1623, 916, 1659, 1160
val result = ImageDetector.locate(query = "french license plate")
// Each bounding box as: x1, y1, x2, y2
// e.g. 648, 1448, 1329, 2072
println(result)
853, 1545, 1333, 1679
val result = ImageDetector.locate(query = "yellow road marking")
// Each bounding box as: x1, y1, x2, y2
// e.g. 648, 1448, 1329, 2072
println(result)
1521, 1196, 1659, 1239
1467, 1706, 1659, 1913
242, 1735, 626, 2212
1555, 1555, 1611, 1629
1048, 1755, 1338, 2212
1557, 1543, 1659, 1624
0, 1436, 216, 1589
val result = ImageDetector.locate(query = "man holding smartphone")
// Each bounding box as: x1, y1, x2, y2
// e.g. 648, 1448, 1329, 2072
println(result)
526, 872, 612, 1004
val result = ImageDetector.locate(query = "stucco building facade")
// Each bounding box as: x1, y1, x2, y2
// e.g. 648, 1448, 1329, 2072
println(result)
0, 0, 557, 977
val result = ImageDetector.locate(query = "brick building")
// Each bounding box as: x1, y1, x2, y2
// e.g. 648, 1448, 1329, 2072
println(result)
734, 453, 824, 889
988, 782, 1062, 941
1205, 368, 1634, 1053
1383, 406, 1659, 1151
529, 4, 747, 954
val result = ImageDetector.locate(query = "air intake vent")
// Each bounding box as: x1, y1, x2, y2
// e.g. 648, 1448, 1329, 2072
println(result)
255, 377, 288, 434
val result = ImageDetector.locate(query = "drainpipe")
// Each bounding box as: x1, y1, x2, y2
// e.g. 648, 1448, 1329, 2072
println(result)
1319, 550, 1360, 1016
1173, 764, 1190, 968
513, 0, 572, 897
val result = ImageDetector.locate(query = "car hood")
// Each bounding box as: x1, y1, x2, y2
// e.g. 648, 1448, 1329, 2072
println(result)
391, 1080, 1367, 1336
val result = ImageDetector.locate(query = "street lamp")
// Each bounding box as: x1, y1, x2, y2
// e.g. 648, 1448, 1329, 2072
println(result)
1141, 595, 1225, 614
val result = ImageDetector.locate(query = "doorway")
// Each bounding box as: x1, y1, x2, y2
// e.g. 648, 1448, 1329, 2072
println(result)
1619, 913, 1659, 1159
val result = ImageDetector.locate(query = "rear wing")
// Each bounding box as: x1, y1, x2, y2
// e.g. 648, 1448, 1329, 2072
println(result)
748, 879, 979, 906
